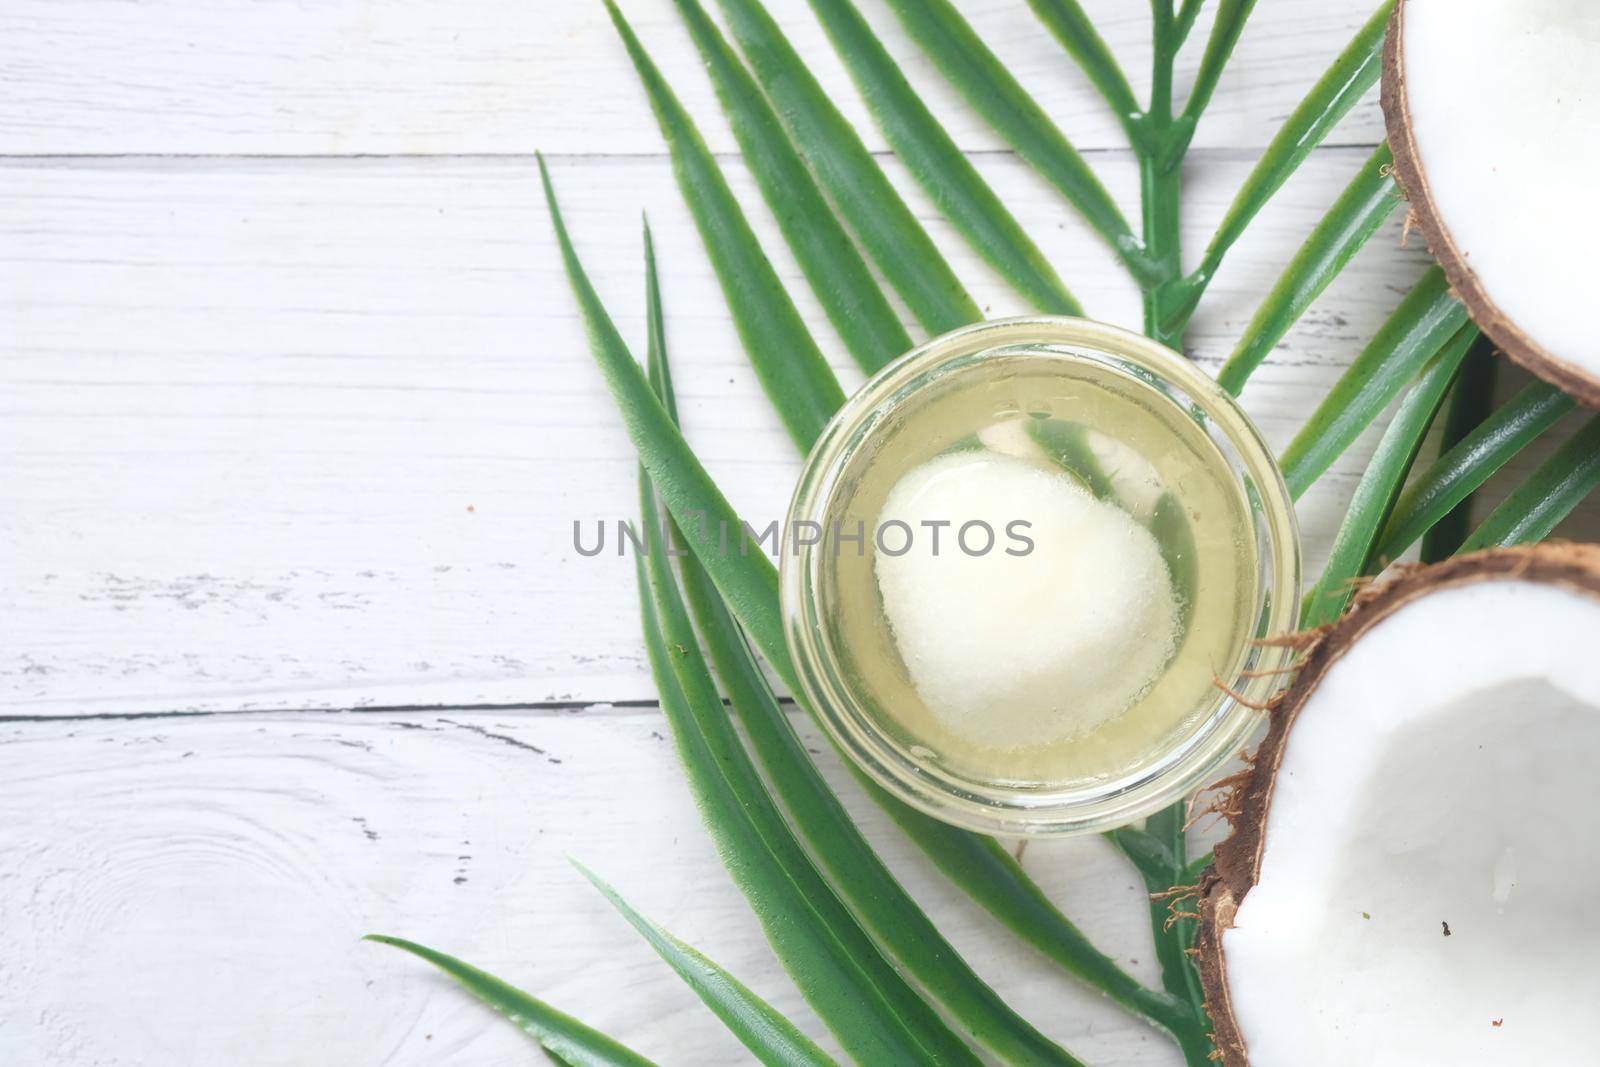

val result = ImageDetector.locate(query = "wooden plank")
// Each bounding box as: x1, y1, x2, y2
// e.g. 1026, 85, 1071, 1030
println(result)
6, 150, 1595, 714
0, 706, 1195, 1066
0, 0, 1386, 155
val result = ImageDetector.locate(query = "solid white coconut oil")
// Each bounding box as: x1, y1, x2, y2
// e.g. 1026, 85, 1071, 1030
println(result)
821, 354, 1258, 786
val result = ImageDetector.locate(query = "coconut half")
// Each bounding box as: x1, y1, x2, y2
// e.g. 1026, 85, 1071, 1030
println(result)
1197, 544, 1600, 1065
1382, 0, 1600, 404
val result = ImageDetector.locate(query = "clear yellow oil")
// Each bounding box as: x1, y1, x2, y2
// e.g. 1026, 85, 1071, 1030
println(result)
819, 348, 1259, 788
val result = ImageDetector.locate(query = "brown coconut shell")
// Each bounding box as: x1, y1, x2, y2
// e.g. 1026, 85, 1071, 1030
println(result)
1381, 2, 1600, 409
1195, 542, 1600, 1065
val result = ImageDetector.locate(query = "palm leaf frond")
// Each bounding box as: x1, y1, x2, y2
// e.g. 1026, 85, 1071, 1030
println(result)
606, 0, 845, 449
1279, 265, 1467, 498
574, 862, 841, 1067
712, 0, 983, 332
1176, 1, 1392, 326
1179, 0, 1260, 128
669, 0, 911, 373
1304, 325, 1476, 626
1377, 381, 1575, 565
1462, 415, 1600, 551
540, 158, 791, 681
1417, 343, 1497, 562
365, 936, 659, 1067
635, 470, 982, 1065
883, 0, 1143, 277
1025, 0, 1139, 129
1218, 143, 1401, 394
805, 0, 1082, 314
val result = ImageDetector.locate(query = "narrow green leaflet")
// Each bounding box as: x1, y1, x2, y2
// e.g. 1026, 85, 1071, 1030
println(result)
605, 1, 844, 450
1376, 381, 1574, 565
1107, 806, 1213, 1067
1025, 0, 1139, 132
1217, 144, 1400, 394
875, 800, 1200, 1041
646, 254, 1098, 1065
678, 559, 1099, 1065
711, 0, 982, 333
1278, 266, 1467, 499
1179, 0, 1260, 128
365, 936, 658, 1067
540, 159, 792, 685
574, 863, 840, 1067
1303, 325, 1475, 627
882, 0, 1142, 276
637, 474, 982, 1066
634, 291, 976, 1065
1172, 0, 1206, 49
1418, 343, 1497, 562
669, 0, 910, 373
643, 221, 674, 420
805, 0, 1082, 315
1461, 415, 1600, 551
652, 170, 1190, 1047
1182, 2, 1391, 316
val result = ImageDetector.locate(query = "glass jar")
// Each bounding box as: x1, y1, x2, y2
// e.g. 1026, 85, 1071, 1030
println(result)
780, 316, 1301, 836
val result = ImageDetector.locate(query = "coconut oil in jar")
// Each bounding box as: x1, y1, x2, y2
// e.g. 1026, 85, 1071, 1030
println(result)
828, 354, 1257, 785
782, 318, 1300, 835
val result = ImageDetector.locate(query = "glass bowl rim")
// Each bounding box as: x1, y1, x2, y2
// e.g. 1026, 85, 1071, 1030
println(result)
780, 315, 1302, 837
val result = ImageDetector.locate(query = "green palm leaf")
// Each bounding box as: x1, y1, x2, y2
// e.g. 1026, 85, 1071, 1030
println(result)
803, 0, 1082, 314
1417, 344, 1497, 562
541, 158, 791, 683
1171, 0, 1207, 48
574, 863, 841, 1067
1177, 1, 1391, 325
1117, 804, 1206, 1051
1179, 0, 1260, 128
365, 936, 659, 1067
528, 7, 1600, 1067
1217, 143, 1401, 394
633, 256, 979, 1064
635, 479, 982, 1065
681, 556, 1184, 1062
1462, 415, 1600, 550
1303, 326, 1476, 627
710, 0, 982, 333
883, 0, 1143, 278
677, 506, 1107, 1066
668, 0, 910, 373
645, 238, 1160, 1062
874, 800, 1207, 1052
1278, 266, 1467, 498
1025, 0, 1139, 129
1100, 809, 1209, 1067
1377, 381, 1575, 565
606, 0, 845, 450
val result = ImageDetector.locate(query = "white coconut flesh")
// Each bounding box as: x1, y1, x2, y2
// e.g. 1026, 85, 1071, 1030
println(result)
1223, 578, 1600, 1065
874, 450, 1179, 750
1392, 0, 1600, 388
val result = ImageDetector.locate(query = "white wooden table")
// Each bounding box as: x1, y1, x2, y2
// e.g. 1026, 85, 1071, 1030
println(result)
3, 2, 1596, 1063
